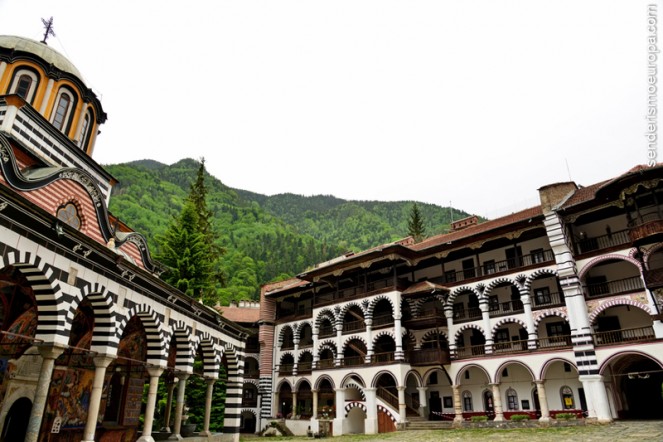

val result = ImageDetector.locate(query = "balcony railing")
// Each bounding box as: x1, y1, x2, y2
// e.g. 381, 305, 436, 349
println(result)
442, 250, 554, 285
341, 355, 365, 367
370, 352, 395, 364
318, 326, 335, 338
493, 339, 529, 354
575, 229, 630, 255
593, 326, 655, 346
372, 314, 394, 328
314, 277, 408, 307
242, 399, 258, 408
406, 348, 450, 366
299, 341, 314, 349
455, 344, 486, 359
281, 341, 295, 350
537, 335, 572, 348
317, 359, 334, 369
584, 276, 644, 298
244, 370, 260, 379
488, 299, 524, 317
342, 319, 365, 334
453, 307, 482, 322
298, 361, 312, 372
278, 364, 293, 375
628, 210, 663, 243
531, 291, 564, 309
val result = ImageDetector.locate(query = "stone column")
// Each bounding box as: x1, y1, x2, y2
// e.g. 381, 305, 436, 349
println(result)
161, 379, 176, 432
169, 373, 190, 440
332, 388, 345, 435
25, 345, 65, 442
292, 392, 298, 416
335, 322, 344, 366
452, 384, 463, 423
365, 318, 374, 363
480, 300, 493, 354
363, 388, 378, 434
137, 367, 165, 442
82, 355, 115, 442
417, 386, 429, 418
273, 391, 280, 417
520, 288, 537, 349
535, 380, 550, 422
394, 315, 404, 360
490, 383, 504, 421
312, 328, 320, 368
580, 374, 613, 422
312, 389, 319, 419
444, 307, 457, 358
293, 339, 299, 375
198, 379, 216, 436
397, 386, 407, 423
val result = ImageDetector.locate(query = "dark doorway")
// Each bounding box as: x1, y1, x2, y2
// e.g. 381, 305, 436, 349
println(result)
1, 397, 31, 442
429, 391, 441, 420
616, 357, 663, 419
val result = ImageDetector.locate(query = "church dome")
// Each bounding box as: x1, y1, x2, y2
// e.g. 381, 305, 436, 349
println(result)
0, 35, 83, 80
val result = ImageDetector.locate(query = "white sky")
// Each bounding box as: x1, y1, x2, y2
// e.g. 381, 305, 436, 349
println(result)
0, 1, 658, 218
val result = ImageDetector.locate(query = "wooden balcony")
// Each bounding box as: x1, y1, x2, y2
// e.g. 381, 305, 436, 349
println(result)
318, 326, 335, 338
370, 351, 396, 364
316, 359, 334, 369
441, 250, 554, 286
453, 307, 482, 323
278, 364, 293, 375
298, 361, 312, 373
584, 276, 644, 298
575, 229, 630, 256
593, 326, 656, 346
406, 348, 450, 366
372, 314, 394, 329
314, 277, 408, 308
488, 299, 524, 317
531, 291, 565, 310
341, 355, 365, 367
628, 212, 663, 244
493, 339, 529, 354
404, 307, 447, 329
644, 267, 663, 289
342, 319, 365, 334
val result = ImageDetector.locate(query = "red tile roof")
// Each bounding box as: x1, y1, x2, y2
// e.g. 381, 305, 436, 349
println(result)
216, 305, 261, 324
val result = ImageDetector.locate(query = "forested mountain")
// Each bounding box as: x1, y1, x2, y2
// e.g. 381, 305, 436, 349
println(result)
106, 159, 474, 304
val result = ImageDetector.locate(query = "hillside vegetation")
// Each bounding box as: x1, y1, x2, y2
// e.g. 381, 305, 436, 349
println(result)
106, 159, 473, 304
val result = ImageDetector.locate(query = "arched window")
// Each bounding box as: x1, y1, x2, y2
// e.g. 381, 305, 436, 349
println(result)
56, 202, 81, 230
51, 88, 76, 133
560, 386, 575, 409
462, 390, 473, 411
78, 109, 94, 151
8, 69, 39, 103
506, 388, 519, 410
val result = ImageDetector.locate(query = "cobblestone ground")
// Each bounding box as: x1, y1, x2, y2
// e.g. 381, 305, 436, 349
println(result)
242, 421, 663, 442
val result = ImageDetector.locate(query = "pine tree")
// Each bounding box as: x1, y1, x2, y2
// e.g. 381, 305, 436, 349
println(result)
407, 202, 426, 243
157, 159, 223, 304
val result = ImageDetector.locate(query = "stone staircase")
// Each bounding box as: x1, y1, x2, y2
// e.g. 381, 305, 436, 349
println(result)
402, 416, 454, 431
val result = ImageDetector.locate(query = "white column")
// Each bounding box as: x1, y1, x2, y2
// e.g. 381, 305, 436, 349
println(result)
293, 339, 299, 376
273, 391, 280, 418
312, 389, 319, 419
480, 300, 493, 354
198, 379, 216, 436
25, 345, 65, 442
445, 307, 457, 358
312, 328, 320, 368
417, 387, 428, 418
452, 384, 463, 423
82, 355, 115, 442
335, 323, 344, 366
397, 386, 407, 423
394, 314, 404, 360
332, 388, 345, 435
520, 288, 537, 349
137, 367, 165, 442
491, 383, 504, 421
364, 388, 378, 434
161, 379, 176, 432
168, 373, 190, 440
535, 380, 550, 422
365, 318, 373, 362
580, 375, 613, 422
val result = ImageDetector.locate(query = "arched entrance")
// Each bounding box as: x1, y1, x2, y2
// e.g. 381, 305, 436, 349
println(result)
240, 410, 256, 433
1, 397, 31, 442
603, 353, 663, 419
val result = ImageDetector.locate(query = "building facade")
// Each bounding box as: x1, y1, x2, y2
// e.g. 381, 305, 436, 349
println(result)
0, 36, 248, 442
259, 165, 663, 435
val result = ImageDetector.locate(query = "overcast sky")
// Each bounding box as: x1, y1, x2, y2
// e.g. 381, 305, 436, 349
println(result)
0, 1, 657, 218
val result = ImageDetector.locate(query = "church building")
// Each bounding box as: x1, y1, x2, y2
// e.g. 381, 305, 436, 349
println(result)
0, 35, 248, 442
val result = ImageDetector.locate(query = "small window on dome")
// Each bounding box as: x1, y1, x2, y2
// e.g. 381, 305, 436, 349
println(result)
51, 88, 76, 133
57, 203, 81, 230
9, 69, 39, 104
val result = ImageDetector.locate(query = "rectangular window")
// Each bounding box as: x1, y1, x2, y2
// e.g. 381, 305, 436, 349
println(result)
483, 260, 496, 275
534, 287, 551, 306
445, 270, 457, 283
546, 322, 566, 337
531, 248, 545, 264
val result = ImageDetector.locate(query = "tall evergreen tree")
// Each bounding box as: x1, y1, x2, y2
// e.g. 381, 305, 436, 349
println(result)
407, 202, 426, 242
157, 159, 223, 304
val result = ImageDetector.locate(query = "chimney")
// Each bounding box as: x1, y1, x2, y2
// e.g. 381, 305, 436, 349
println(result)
538, 182, 578, 213
451, 215, 479, 231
